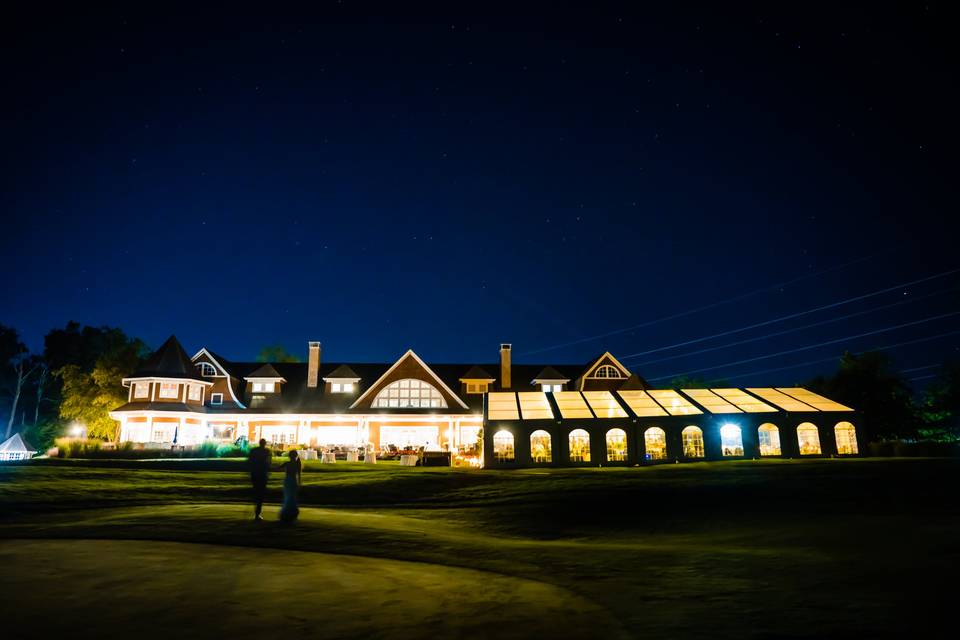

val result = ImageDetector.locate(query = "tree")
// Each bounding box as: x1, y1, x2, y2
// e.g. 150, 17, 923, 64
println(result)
805, 351, 919, 441
918, 361, 960, 442
57, 328, 149, 441
256, 344, 301, 363
1, 325, 41, 439
667, 375, 730, 389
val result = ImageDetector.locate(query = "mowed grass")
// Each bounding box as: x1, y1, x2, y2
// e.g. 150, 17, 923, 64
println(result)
1, 458, 958, 639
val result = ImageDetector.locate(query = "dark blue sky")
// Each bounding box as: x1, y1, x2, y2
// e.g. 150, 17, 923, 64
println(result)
2, 2, 957, 385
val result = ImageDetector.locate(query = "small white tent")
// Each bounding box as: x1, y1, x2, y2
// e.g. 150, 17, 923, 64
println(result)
0, 433, 37, 461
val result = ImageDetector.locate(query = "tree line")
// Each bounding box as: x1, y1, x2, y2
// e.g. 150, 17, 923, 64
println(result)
2, 320, 958, 452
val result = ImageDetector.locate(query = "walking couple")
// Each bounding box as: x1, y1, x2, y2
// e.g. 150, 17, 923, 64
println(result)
248, 438, 302, 522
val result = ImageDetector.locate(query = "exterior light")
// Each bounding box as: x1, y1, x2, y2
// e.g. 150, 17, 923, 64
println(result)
70, 422, 86, 438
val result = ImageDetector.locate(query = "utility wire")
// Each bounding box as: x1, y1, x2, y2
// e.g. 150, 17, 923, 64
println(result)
705, 329, 960, 382
622, 266, 960, 361
627, 286, 958, 368
516, 254, 876, 356
647, 311, 960, 381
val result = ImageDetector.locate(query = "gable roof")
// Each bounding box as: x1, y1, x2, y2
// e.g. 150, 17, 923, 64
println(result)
531, 366, 569, 382
619, 373, 650, 390
460, 365, 495, 381
324, 364, 361, 380
0, 433, 36, 454
350, 350, 470, 410
131, 335, 205, 381
244, 363, 286, 380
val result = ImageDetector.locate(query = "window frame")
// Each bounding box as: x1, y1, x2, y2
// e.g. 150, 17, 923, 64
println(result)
158, 382, 179, 399
210, 393, 223, 406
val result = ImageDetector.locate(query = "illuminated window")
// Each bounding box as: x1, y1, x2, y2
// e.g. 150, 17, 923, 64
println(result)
197, 362, 217, 377
758, 423, 781, 456
720, 424, 743, 457
530, 430, 552, 463
797, 423, 822, 455
493, 430, 515, 462
466, 382, 489, 394
644, 427, 667, 460
541, 383, 563, 393
158, 382, 179, 399
835, 422, 859, 455
569, 429, 591, 462
592, 365, 623, 379
211, 393, 223, 406
331, 382, 355, 393
152, 429, 169, 441
188, 385, 202, 401
252, 382, 276, 393
682, 426, 704, 458
133, 382, 149, 399
371, 379, 447, 409
606, 428, 627, 462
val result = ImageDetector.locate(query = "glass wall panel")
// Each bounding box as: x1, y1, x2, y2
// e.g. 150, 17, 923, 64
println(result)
835, 422, 859, 455
530, 430, 552, 463
493, 430, 515, 461
644, 427, 667, 460
796, 422, 822, 455
569, 429, 591, 462
606, 428, 627, 462
758, 423, 781, 456
681, 426, 704, 458
720, 424, 743, 457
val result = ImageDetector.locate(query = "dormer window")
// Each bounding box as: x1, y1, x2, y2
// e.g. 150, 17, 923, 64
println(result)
158, 382, 180, 399
188, 384, 202, 401
331, 382, 355, 393
134, 382, 149, 399
466, 382, 489, 394
197, 362, 217, 377
211, 393, 223, 405
252, 381, 276, 393
593, 365, 623, 379
541, 383, 564, 393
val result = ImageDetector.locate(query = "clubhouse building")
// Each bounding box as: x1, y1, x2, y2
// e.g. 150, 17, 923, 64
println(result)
110, 336, 861, 467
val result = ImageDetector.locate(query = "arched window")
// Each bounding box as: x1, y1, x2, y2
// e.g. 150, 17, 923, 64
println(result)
835, 422, 859, 455
720, 424, 743, 457
593, 365, 623, 379
493, 430, 515, 462
644, 427, 667, 460
530, 430, 552, 463
682, 426, 704, 458
371, 379, 447, 409
758, 423, 781, 456
606, 428, 627, 462
796, 423, 822, 455
569, 429, 591, 462
196, 362, 217, 377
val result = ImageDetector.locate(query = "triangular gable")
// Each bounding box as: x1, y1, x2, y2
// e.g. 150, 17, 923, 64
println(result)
531, 366, 570, 383
191, 348, 246, 409
459, 365, 495, 381
578, 352, 632, 390
244, 363, 286, 381
324, 364, 362, 381
0, 433, 36, 454
351, 349, 470, 410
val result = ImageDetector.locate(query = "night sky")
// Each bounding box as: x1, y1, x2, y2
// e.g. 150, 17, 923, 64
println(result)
2, 3, 956, 386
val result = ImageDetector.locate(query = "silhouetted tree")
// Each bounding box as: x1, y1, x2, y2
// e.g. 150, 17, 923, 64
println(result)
256, 344, 301, 363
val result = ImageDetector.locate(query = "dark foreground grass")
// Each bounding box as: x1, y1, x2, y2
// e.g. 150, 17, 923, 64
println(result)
1, 458, 958, 639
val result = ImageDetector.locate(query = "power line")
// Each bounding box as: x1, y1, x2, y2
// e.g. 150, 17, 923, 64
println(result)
647, 311, 960, 381
900, 364, 940, 374
706, 329, 960, 382
627, 286, 958, 368
908, 374, 939, 382
622, 266, 960, 361
516, 254, 876, 357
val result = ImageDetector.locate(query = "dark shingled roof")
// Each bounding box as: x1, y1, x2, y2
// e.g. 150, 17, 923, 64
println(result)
131, 336, 205, 381
460, 365, 495, 380
619, 373, 651, 390
531, 365, 569, 382
324, 364, 361, 379
245, 363, 285, 379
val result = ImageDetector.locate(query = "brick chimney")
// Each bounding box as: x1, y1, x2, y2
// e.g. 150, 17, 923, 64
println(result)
499, 343, 512, 389
307, 342, 321, 388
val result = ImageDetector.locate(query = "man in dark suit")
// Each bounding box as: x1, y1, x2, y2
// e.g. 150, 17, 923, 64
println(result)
248, 438, 272, 520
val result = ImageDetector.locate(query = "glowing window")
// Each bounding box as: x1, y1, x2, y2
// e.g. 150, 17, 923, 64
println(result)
530, 430, 552, 463
758, 423, 781, 456
331, 382, 355, 393
466, 382, 488, 394
487, 393, 519, 420
606, 428, 628, 462
583, 391, 629, 418
518, 392, 554, 420
158, 382, 179, 399
188, 385, 202, 401
835, 422, 859, 455
493, 430, 515, 462
644, 427, 667, 460
592, 365, 623, 379
197, 362, 217, 377
720, 424, 743, 457
252, 381, 276, 393
797, 423, 822, 455
372, 379, 447, 409
541, 383, 563, 393
133, 382, 149, 399
553, 392, 593, 418
569, 429, 591, 462
682, 426, 704, 458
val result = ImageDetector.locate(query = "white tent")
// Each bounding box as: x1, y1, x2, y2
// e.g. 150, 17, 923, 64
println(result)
0, 433, 37, 461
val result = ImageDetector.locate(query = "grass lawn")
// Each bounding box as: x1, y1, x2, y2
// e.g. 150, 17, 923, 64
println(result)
1, 457, 958, 639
